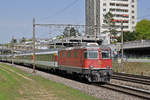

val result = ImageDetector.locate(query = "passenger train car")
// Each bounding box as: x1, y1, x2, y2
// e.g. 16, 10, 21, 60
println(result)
0, 44, 112, 83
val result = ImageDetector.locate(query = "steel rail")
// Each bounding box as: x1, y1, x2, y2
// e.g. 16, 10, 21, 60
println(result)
113, 72, 150, 80
100, 83, 150, 100
112, 75, 150, 85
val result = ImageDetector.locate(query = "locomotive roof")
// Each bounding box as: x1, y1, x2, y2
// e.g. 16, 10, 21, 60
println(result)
60, 45, 110, 51
1, 45, 110, 57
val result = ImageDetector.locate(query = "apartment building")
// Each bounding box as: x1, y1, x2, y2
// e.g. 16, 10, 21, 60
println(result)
86, 0, 138, 37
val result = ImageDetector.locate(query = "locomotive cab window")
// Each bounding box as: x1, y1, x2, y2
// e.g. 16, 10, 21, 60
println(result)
102, 50, 110, 59
84, 50, 98, 59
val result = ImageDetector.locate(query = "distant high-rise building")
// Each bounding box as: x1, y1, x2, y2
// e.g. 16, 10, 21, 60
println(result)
86, 0, 138, 37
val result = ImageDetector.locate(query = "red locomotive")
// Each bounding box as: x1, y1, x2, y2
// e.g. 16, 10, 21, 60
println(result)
59, 44, 112, 82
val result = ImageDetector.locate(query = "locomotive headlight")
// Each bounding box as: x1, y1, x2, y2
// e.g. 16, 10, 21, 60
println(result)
90, 66, 94, 69
106, 66, 110, 69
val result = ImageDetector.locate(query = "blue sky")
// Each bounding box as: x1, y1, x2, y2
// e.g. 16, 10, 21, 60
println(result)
0, 0, 149, 43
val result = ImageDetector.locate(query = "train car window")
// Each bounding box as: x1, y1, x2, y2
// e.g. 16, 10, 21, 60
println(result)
50, 54, 53, 61
102, 51, 110, 59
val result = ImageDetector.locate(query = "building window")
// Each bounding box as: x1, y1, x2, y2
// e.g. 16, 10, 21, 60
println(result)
132, 10, 134, 13
132, 16, 135, 19
132, 0, 134, 3
123, 26, 128, 29
103, 3, 106, 6
103, 9, 106, 12
116, 3, 128, 7
110, 3, 115, 6
110, 8, 115, 12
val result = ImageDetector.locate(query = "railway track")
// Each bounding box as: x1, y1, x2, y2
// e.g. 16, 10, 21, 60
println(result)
112, 72, 150, 85
100, 83, 150, 100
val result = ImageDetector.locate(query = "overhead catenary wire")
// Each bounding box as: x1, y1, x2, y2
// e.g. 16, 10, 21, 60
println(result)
38, 0, 150, 28
40, 0, 80, 21
34, 12, 150, 34
137, 14, 150, 20
35, 0, 150, 39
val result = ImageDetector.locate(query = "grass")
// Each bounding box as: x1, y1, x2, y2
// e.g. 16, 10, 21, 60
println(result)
0, 63, 100, 100
112, 61, 150, 76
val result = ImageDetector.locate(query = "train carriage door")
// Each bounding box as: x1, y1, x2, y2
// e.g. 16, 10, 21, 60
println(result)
54, 53, 57, 67
101, 48, 112, 68
58, 51, 60, 66
81, 49, 86, 68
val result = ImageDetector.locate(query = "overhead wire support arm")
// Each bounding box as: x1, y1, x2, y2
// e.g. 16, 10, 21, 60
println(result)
35, 24, 85, 27
35, 24, 106, 29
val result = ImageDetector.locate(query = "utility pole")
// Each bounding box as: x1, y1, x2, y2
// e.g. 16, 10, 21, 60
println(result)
11, 37, 14, 66
121, 20, 124, 70
94, 0, 97, 39
33, 18, 36, 73
96, 0, 100, 39
94, 25, 97, 39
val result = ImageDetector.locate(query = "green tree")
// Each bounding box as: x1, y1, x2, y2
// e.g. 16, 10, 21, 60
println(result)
117, 31, 138, 42
11, 38, 17, 44
103, 11, 115, 26
70, 27, 80, 36
63, 27, 80, 37
56, 35, 64, 40
103, 11, 117, 43
135, 19, 150, 40
63, 27, 70, 37
70, 27, 76, 36
20, 37, 26, 43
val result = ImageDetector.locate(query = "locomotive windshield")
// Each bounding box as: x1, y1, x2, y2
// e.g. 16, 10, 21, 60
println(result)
84, 50, 98, 59
102, 50, 110, 59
